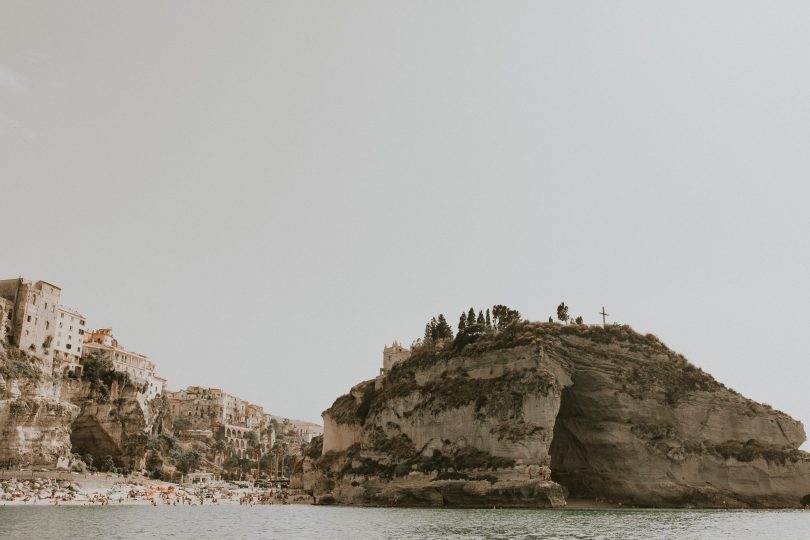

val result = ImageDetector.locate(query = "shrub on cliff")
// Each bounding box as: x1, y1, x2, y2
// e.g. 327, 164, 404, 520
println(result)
171, 448, 201, 474
81, 351, 135, 402
0, 349, 40, 379
304, 436, 323, 460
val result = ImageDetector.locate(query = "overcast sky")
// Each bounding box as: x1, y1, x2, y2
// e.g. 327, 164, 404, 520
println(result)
1, 2, 808, 433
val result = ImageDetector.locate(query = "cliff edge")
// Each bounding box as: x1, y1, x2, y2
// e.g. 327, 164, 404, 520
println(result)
302, 322, 810, 508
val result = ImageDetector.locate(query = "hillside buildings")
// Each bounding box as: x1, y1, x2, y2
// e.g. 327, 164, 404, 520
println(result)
0, 278, 62, 368
83, 328, 166, 399
166, 386, 275, 458
1, 275, 317, 464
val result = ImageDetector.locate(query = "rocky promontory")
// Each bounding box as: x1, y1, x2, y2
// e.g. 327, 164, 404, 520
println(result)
0, 346, 166, 472
300, 322, 810, 508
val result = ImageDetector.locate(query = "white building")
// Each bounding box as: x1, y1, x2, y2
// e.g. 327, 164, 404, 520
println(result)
83, 328, 165, 399
53, 305, 86, 375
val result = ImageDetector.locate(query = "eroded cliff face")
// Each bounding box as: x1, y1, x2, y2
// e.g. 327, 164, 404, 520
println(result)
308, 323, 810, 508
0, 347, 164, 471
0, 347, 76, 467
61, 379, 163, 470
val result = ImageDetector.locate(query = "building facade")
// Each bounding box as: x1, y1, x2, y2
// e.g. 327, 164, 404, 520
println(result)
0, 278, 62, 369
166, 386, 274, 459
53, 305, 86, 376
83, 328, 165, 399
382, 340, 410, 374
0, 296, 11, 343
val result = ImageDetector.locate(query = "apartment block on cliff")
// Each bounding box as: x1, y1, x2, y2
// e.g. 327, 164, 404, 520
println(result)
83, 328, 166, 399
52, 305, 86, 376
0, 278, 61, 368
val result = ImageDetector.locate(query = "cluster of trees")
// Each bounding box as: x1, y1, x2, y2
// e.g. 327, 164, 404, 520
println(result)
423, 314, 454, 344
81, 351, 135, 403
421, 304, 523, 347
421, 301, 596, 348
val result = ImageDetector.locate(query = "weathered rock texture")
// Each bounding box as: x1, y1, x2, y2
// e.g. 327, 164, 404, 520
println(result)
0, 347, 165, 471
306, 322, 810, 508
0, 351, 77, 467
62, 379, 164, 470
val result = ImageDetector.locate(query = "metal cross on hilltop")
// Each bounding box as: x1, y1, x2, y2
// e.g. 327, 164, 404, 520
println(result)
599, 306, 609, 327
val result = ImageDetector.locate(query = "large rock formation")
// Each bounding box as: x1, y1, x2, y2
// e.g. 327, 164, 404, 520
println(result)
305, 322, 810, 508
62, 379, 166, 471
0, 346, 167, 471
0, 349, 77, 467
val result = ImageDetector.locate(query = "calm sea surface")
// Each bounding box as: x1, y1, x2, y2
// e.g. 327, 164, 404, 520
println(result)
2, 505, 809, 539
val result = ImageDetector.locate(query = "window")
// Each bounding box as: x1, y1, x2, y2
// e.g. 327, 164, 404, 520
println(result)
66, 344, 72, 350
44, 302, 48, 309
32, 295, 36, 305
27, 315, 31, 322
45, 321, 50, 330
77, 347, 81, 352
61, 313, 64, 319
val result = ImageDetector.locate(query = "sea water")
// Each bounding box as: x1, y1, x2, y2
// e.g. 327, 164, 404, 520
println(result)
2, 505, 809, 539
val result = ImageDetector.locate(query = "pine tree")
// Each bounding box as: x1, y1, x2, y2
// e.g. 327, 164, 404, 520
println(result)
458, 312, 467, 333
467, 308, 476, 326
492, 305, 522, 329
477, 310, 485, 325
556, 302, 569, 323
575, 316, 583, 324
485, 309, 492, 329
430, 317, 438, 342
424, 323, 432, 343
436, 314, 453, 340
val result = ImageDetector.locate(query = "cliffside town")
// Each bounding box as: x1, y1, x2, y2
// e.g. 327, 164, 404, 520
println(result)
296, 316, 810, 509
0, 276, 322, 481
6, 280, 810, 509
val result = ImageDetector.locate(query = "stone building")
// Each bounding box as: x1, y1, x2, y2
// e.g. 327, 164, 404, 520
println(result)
0, 296, 11, 343
52, 305, 86, 376
166, 386, 274, 459
0, 278, 62, 369
381, 340, 410, 374
83, 328, 165, 399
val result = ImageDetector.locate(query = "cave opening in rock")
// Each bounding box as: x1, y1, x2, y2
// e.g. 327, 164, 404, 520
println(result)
549, 384, 595, 499
70, 416, 120, 468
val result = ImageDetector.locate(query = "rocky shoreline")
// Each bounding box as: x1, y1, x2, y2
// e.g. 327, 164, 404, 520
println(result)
1, 473, 314, 507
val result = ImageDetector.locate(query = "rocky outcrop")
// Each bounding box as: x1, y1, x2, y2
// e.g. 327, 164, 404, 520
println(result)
308, 322, 810, 508
62, 379, 164, 471
0, 349, 78, 467
0, 347, 165, 471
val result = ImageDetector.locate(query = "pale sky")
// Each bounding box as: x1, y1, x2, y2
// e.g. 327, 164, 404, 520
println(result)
1, 2, 808, 433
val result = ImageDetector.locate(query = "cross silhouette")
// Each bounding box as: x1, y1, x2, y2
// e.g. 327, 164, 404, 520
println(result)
599, 306, 609, 327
